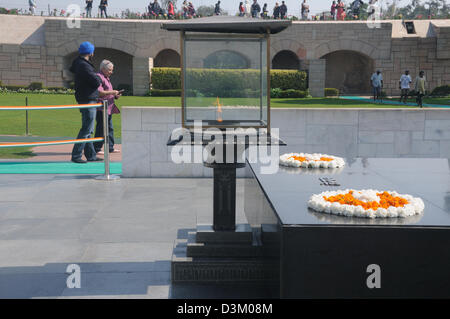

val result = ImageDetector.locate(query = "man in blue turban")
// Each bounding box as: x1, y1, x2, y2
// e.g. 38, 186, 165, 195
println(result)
69, 41, 102, 163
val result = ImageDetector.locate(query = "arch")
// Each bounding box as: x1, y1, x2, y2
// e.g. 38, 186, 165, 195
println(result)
313, 39, 377, 60
272, 50, 300, 70
154, 49, 180, 68
203, 50, 250, 69
63, 48, 133, 90
270, 39, 306, 62
321, 50, 375, 94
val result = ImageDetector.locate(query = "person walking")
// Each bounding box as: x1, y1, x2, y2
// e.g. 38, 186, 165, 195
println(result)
251, 0, 261, 18
94, 60, 121, 155
70, 41, 102, 164
331, 1, 337, 20
85, 0, 93, 18
261, 3, 268, 18
167, 0, 175, 18
273, 2, 280, 19
337, 0, 345, 20
280, 1, 287, 19
414, 71, 426, 108
99, 0, 108, 18
214, 1, 221, 15
399, 70, 412, 104
239, 2, 245, 16
370, 70, 383, 102
301, 0, 310, 20
28, 0, 36, 15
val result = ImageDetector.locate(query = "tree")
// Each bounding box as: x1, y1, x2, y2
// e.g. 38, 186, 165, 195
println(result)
196, 5, 214, 17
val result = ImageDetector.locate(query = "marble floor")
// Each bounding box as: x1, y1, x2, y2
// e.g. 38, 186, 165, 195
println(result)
0, 174, 272, 299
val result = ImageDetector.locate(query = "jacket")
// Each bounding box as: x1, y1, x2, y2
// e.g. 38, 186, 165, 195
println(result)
69, 56, 101, 104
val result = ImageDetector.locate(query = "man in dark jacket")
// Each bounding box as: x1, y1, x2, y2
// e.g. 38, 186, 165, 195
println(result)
280, 1, 287, 19
251, 0, 261, 18
70, 41, 102, 163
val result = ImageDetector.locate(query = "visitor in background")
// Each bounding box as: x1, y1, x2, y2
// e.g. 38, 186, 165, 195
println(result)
251, 0, 261, 18
337, 0, 345, 20
29, 0, 36, 15
399, 70, 412, 104
167, 1, 175, 18
188, 2, 195, 17
415, 71, 426, 108
85, 0, 93, 18
370, 70, 383, 102
331, 1, 336, 20
350, 0, 364, 19
99, 0, 108, 18
150, 0, 162, 16
70, 41, 102, 164
239, 2, 245, 16
301, 0, 309, 20
280, 1, 287, 19
273, 2, 280, 19
214, 1, 221, 15
261, 3, 268, 18
94, 60, 121, 155
182, 0, 188, 18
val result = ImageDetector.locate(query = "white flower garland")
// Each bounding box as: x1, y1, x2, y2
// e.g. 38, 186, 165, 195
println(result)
280, 153, 345, 169
308, 189, 425, 219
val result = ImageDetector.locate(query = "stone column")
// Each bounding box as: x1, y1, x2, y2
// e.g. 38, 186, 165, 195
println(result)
132, 57, 151, 96
308, 59, 326, 98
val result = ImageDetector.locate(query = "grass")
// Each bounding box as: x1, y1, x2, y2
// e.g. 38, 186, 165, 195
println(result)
0, 147, 35, 159
1, 92, 447, 139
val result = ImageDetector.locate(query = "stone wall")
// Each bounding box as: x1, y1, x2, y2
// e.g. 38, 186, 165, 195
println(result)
121, 107, 450, 178
0, 16, 449, 96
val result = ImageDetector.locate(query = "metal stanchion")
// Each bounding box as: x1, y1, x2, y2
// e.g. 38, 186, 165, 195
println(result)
96, 100, 120, 181
25, 97, 29, 136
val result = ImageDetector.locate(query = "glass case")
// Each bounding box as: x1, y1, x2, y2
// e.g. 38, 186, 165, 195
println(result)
182, 34, 269, 129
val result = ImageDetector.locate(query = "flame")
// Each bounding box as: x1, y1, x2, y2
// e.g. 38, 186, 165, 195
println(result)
214, 96, 223, 122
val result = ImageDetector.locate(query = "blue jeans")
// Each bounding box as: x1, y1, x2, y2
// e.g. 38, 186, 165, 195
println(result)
94, 110, 115, 153
71, 102, 98, 161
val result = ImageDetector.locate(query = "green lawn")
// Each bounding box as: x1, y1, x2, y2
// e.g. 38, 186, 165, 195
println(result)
1, 92, 446, 140
0, 147, 35, 159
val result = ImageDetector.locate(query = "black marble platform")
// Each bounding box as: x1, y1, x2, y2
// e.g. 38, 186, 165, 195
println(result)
244, 158, 450, 298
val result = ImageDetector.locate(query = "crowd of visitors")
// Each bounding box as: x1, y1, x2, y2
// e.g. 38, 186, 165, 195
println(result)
370, 69, 427, 107
22, 1, 382, 21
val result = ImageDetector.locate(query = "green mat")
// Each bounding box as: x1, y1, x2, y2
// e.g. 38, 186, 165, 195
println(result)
0, 162, 122, 174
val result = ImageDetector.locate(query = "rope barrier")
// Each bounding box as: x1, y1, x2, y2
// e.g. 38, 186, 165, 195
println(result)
0, 103, 102, 111
0, 137, 104, 149
0, 100, 119, 180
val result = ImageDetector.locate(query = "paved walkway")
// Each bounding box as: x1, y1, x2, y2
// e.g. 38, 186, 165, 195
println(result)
0, 175, 273, 299
29, 144, 122, 162
340, 95, 450, 108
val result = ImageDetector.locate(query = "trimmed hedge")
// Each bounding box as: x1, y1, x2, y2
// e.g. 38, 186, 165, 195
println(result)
324, 88, 339, 96
430, 85, 450, 97
151, 68, 308, 95
271, 88, 309, 98
149, 89, 181, 96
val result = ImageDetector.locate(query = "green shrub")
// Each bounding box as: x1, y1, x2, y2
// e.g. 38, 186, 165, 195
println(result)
3, 85, 27, 91
149, 89, 181, 96
270, 89, 308, 98
151, 68, 181, 90
430, 85, 450, 97
151, 68, 309, 95
271, 69, 308, 90
324, 88, 339, 96
28, 82, 43, 90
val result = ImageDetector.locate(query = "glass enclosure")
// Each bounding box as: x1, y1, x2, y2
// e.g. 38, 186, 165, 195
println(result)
182, 34, 269, 128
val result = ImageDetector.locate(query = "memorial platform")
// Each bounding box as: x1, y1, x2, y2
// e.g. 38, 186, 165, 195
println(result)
245, 158, 450, 298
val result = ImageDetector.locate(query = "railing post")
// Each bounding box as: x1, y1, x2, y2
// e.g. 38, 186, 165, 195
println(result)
96, 100, 119, 181
25, 97, 29, 136
103, 100, 110, 177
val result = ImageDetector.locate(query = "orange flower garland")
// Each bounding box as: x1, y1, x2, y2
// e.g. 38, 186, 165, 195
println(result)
323, 190, 409, 211
288, 156, 334, 162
